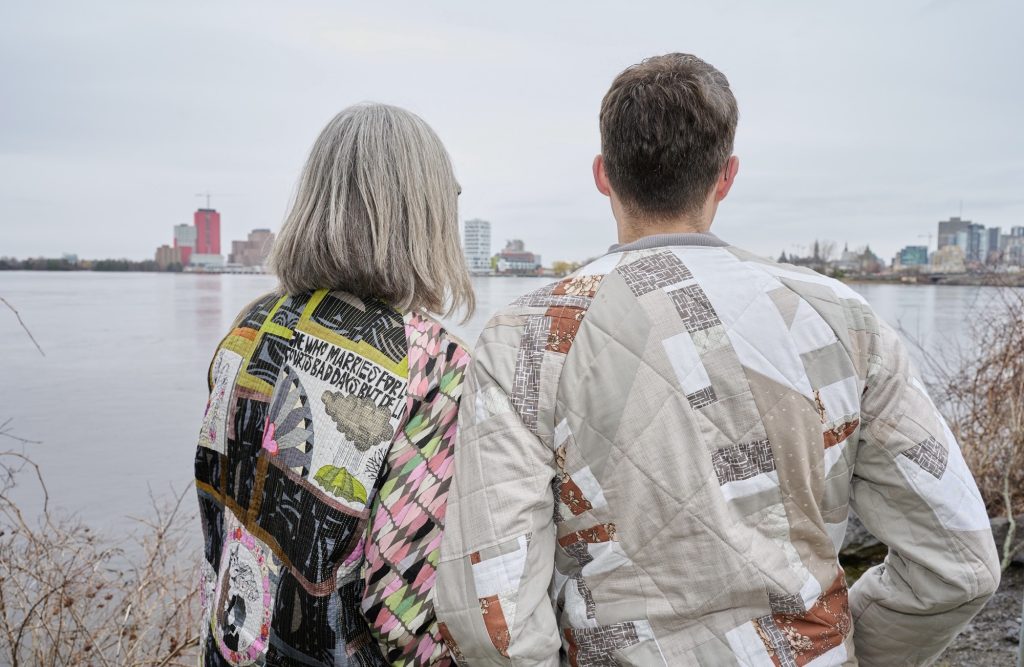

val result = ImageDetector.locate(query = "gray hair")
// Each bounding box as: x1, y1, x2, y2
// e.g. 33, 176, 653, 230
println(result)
270, 103, 474, 319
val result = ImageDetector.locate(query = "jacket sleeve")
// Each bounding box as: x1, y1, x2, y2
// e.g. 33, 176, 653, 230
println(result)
434, 318, 562, 666
360, 323, 470, 665
849, 319, 1000, 665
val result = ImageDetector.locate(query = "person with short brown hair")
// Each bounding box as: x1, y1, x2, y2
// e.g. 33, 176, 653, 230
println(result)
435, 54, 998, 665
598, 53, 739, 224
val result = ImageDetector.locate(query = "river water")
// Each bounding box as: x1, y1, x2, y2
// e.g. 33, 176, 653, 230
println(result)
0, 271, 1002, 529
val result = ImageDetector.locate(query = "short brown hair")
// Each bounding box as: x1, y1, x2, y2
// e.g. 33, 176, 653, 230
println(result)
599, 53, 738, 220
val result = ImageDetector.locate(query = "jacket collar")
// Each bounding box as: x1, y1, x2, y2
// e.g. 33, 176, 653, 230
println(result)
607, 232, 728, 254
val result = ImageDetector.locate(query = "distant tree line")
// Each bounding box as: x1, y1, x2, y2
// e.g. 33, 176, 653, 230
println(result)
0, 257, 182, 272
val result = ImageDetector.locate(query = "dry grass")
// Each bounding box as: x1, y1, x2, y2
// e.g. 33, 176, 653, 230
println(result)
0, 447, 200, 666
918, 286, 1024, 570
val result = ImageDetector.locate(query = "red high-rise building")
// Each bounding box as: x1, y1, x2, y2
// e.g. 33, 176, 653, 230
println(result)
194, 208, 221, 255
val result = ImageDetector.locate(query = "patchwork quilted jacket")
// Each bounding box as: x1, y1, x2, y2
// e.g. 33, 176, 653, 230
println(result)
435, 233, 1000, 666
195, 289, 467, 666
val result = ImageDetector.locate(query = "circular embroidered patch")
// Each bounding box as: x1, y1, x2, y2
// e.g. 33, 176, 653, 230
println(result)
214, 526, 272, 664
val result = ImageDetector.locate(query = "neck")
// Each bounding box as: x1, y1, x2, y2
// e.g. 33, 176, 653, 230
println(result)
615, 213, 712, 245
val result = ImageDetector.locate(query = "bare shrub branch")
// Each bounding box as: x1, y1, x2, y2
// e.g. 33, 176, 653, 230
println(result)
912, 285, 1024, 571
0, 297, 45, 357
0, 450, 200, 665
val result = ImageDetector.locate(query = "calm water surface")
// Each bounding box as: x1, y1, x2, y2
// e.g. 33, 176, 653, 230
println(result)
0, 271, 1003, 528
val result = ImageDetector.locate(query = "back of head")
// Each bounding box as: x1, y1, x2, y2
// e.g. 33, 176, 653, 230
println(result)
600, 53, 738, 220
270, 103, 474, 319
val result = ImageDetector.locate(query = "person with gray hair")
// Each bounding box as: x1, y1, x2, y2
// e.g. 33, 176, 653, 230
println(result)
194, 103, 473, 665
435, 54, 999, 665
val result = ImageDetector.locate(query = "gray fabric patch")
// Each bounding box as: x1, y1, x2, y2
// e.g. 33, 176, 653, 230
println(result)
801, 341, 857, 390
686, 386, 718, 409
769, 591, 807, 616
617, 251, 693, 297
711, 439, 776, 484
902, 436, 948, 479
566, 622, 642, 665
767, 287, 802, 329
668, 284, 722, 333
510, 315, 549, 434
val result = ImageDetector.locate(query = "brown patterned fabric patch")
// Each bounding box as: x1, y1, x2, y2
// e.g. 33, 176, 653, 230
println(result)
437, 622, 465, 662
558, 475, 594, 516
759, 569, 851, 666
554, 274, 604, 298
479, 595, 511, 657
558, 523, 616, 548
824, 419, 859, 448
546, 305, 586, 354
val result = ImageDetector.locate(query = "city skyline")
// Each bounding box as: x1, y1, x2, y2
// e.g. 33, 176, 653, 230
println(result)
2, 2, 1022, 265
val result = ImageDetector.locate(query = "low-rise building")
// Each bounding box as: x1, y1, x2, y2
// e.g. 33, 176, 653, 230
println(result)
893, 245, 929, 270
929, 245, 966, 274
229, 229, 275, 267
495, 239, 542, 276
155, 245, 183, 270
189, 253, 225, 269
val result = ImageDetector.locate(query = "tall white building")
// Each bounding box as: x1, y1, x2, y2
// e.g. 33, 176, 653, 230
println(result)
463, 219, 492, 274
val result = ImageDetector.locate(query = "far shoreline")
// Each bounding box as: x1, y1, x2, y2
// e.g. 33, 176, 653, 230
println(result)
3, 267, 1023, 288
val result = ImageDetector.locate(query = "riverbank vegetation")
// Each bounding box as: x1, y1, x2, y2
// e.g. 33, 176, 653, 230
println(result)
0, 447, 199, 665
919, 288, 1024, 570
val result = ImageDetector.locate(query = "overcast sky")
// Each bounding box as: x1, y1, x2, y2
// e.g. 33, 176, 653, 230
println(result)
2, 0, 1022, 265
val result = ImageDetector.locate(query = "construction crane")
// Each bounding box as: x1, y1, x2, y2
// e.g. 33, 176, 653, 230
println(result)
918, 233, 933, 249
196, 191, 217, 210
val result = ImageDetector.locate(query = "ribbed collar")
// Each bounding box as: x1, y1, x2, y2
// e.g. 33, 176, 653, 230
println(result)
607, 232, 728, 254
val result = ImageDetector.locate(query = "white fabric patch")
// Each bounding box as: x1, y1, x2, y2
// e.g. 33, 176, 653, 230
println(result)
576, 253, 621, 277
476, 385, 513, 422
673, 248, 813, 399
805, 641, 848, 667
554, 418, 571, 447
825, 519, 848, 553
799, 573, 823, 609
471, 534, 529, 598
662, 332, 712, 395
632, 619, 658, 642
720, 470, 780, 502
497, 591, 519, 639
659, 277, 698, 293
562, 578, 599, 629
580, 541, 631, 577
725, 621, 773, 666
823, 438, 849, 475
199, 348, 245, 454
790, 298, 839, 355
747, 262, 869, 305
894, 425, 990, 532
759, 502, 818, 593
571, 466, 608, 511
818, 376, 860, 423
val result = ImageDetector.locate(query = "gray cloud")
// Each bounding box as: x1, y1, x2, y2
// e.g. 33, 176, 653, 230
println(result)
1, 0, 1021, 265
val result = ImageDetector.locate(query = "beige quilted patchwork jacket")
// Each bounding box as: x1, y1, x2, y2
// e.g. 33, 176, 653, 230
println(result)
435, 233, 999, 666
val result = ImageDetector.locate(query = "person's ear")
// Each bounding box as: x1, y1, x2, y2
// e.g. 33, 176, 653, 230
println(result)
715, 155, 739, 202
593, 154, 612, 197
